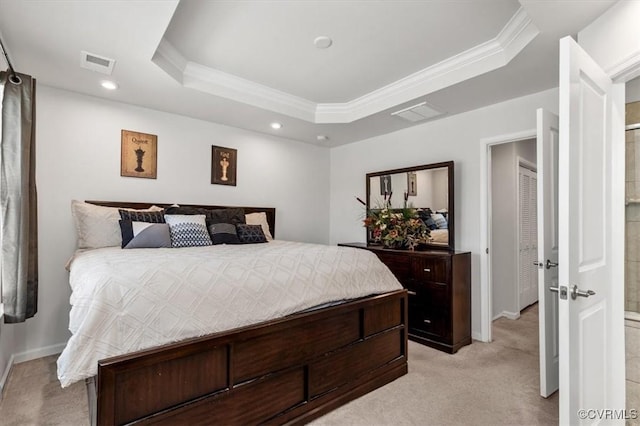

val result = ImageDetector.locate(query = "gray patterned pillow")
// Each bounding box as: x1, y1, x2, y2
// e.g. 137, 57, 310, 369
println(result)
164, 215, 212, 248
236, 224, 268, 244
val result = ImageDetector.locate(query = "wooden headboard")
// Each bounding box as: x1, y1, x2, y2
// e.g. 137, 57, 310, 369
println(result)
86, 201, 276, 238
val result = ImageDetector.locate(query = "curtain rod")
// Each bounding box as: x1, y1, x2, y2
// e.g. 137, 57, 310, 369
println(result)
0, 34, 20, 84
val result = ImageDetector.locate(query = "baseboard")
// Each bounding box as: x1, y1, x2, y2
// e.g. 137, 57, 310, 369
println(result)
13, 342, 66, 364
0, 342, 66, 402
471, 331, 484, 342
493, 311, 520, 321
0, 354, 15, 402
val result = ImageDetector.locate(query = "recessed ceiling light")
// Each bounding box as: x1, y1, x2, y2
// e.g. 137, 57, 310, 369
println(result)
317, 135, 329, 141
314, 36, 332, 49
270, 122, 282, 130
101, 80, 118, 90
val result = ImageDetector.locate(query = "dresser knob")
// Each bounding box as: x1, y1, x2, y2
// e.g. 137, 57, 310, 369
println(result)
423, 268, 431, 272
423, 319, 431, 324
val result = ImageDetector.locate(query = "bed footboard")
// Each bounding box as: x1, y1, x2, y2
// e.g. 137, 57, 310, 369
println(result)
94, 290, 408, 425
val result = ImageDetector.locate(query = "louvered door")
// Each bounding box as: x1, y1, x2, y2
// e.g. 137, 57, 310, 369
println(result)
519, 165, 538, 310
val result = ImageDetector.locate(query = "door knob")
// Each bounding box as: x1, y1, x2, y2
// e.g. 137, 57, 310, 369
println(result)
546, 259, 558, 269
570, 285, 595, 300
550, 286, 568, 299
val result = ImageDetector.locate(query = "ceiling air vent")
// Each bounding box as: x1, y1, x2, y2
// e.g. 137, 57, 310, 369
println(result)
80, 51, 116, 75
391, 101, 442, 122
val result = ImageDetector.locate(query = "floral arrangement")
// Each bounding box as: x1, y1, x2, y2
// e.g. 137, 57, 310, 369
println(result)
357, 192, 430, 250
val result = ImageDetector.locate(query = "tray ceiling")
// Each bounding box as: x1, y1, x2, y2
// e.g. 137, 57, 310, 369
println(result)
0, 0, 617, 146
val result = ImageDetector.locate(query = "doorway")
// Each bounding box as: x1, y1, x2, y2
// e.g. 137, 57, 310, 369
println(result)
490, 138, 537, 322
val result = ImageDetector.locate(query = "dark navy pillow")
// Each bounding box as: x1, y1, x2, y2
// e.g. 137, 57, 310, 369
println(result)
236, 224, 268, 244
119, 209, 165, 223
208, 223, 240, 245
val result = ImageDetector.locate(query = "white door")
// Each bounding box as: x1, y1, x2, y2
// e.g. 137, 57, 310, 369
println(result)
536, 108, 559, 398
519, 165, 538, 310
558, 36, 624, 423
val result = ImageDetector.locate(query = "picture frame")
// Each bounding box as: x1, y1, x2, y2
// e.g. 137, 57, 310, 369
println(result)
407, 171, 417, 196
211, 145, 237, 186
121, 130, 157, 179
380, 175, 392, 195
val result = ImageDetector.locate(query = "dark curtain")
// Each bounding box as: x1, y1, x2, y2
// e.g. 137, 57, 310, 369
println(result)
0, 71, 38, 323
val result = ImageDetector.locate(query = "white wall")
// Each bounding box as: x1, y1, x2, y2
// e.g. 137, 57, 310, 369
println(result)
0, 320, 15, 399
627, 76, 640, 103
431, 168, 449, 211
490, 139, 536, 319
578, 0, 640, 76
329, 88, 558, 337
1, 85, 330, 367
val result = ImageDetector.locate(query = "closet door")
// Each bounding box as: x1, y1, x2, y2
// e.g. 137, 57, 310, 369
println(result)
519, 165, 538, 310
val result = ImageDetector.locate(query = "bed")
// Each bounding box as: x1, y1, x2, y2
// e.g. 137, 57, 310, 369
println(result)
428, 228, 449, 245
60, 201, 408, 425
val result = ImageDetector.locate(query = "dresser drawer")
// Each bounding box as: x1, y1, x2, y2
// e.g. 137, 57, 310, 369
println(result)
407, 293, 449, 340
404, 280, 450, 308
412, 257, 450, 284
375, 251, 412, 283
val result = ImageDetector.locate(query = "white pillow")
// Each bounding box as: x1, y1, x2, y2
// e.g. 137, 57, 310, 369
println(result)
245, 212, 273, 240
71, 200, 162, 249
431, 213, 448, 230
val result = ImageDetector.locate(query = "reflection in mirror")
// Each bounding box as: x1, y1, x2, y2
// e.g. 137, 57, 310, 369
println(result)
366, 161, 454, 249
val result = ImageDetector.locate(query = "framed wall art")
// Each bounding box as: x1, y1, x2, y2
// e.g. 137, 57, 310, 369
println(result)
380, 174, 392, 195
121, 130, 157, 179
211, 145, 237, 186
407, 171, 417, 196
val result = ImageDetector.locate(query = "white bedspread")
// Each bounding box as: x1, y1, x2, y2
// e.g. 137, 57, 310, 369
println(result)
57, 241, 401, 387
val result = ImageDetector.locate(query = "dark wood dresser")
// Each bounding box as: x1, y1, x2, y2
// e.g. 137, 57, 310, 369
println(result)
339, 243, 472, 353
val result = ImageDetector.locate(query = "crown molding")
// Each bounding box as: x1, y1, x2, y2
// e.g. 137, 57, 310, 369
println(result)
152, 38, 187, 84
183, 62, 317, 122
153, 39, 316, 122
315, 7, 539, 123
153, 7, 538, 124
607, 49, 640, 82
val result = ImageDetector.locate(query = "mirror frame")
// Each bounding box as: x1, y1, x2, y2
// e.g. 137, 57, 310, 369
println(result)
365, 161, 455, 250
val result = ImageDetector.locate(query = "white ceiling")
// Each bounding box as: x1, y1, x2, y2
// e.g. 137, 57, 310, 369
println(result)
0, 0, 617, 147
164, 0, 519, 103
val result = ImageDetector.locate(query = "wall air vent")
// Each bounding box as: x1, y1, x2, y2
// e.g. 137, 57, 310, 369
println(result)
80, 51, 116, 75
391, 101, 442, 122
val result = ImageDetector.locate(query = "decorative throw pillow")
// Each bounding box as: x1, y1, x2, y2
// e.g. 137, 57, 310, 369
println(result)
245, 212, 273, 240
424, 216, 438, 230
209, 208, 246, 225
436, 209, 448, 220
208, 223, 241, 245
164, 214, 213, 248
431, 213, 448, 229
71, 200, 163, 249
119, 209, 165, 223
119, 221, 172, 249
164, 205, 211, 216
236, 224, 268, 244
165, 206, 246, 226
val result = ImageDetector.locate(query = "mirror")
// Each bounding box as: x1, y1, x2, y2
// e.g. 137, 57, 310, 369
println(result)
366, 161, 454, 250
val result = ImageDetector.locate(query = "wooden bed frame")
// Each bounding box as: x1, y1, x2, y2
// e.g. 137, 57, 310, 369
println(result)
82, 201, 408, 425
